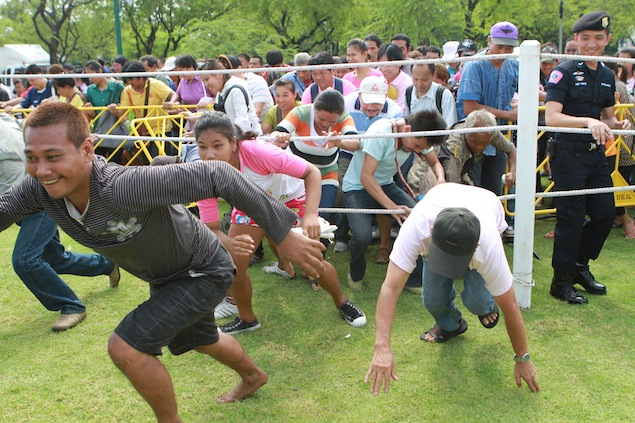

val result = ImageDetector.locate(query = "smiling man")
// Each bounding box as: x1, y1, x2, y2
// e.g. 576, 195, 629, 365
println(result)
545, 11, 631, 305
0, 102, 327, 421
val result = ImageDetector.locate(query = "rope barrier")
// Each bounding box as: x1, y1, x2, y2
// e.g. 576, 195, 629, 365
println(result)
7, 52, 635, 81
318, 185, 635, 214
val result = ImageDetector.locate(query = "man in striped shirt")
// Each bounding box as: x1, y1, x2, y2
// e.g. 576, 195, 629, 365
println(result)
0, 102, 326, 421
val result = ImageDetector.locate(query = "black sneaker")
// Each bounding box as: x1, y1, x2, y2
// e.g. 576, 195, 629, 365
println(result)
220, 317, 261, 335
337, 300, 367, 328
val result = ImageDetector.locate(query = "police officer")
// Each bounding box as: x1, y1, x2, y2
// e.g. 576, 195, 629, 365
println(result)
545, 11, 631, 304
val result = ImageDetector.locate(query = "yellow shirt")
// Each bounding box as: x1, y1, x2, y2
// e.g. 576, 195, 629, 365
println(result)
120, 78, 174, 133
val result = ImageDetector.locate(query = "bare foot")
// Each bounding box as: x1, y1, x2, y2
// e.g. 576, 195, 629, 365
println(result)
216, 369, 268, 404
544, 230, 555, 239
624, 217, 635, 239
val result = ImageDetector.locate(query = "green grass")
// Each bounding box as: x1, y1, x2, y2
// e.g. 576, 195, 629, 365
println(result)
1, 213, 635, 422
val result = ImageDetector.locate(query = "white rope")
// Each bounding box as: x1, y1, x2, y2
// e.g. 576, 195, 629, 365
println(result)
11, 54, 517, 80
319, 185, 635, 214
538, 126, 635, 136
513, 274, 536, 287
498, 184, 635, 201
13, 52, 635, 81
93, 124, 515, 142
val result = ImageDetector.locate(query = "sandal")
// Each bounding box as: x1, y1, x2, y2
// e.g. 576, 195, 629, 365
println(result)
420, 319, 468, 343
374, 247, 391, 264
478, 304, 499, 329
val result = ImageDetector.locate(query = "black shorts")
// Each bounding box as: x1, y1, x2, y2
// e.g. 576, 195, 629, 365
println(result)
114, 263, 235, 356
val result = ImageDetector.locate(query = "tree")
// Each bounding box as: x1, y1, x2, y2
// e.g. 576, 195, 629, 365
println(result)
27, 0, 97, 63
121, 0, 234, 58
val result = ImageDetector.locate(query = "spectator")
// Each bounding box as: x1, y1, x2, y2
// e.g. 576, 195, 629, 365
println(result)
281, 52, 312, 98
174, 54, 213, 110
377, 44, 412, 114
406, 63, 458, 126
237, 53, 250, 69
301, 52, 356, 104
457, 21, 520, 198
229, 54, 274, 120
53, 76, 87, 109
564, 38, 578, 55
198, 58, 261, 134
364, 34, 382, 62
261, 78, 300, 134
343, 38, 385, 89
82, 60, 127, 156
119, 60, 178, 136
425, 45, 442, 59
2, 64, 53, 113
390, 33, 412, 58
618, 47, 635, 94
141, 55, 175, 90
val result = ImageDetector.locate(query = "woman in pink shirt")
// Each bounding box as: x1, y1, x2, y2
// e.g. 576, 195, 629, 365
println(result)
378, 44, 413, 114
343, 38, 384, 89
194, 112, 366, 334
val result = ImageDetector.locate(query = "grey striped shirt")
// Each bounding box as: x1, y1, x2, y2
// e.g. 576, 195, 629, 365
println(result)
0, 157, 297, 285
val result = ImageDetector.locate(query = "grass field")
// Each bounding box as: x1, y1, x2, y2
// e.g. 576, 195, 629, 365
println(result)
1, 212, 634, 422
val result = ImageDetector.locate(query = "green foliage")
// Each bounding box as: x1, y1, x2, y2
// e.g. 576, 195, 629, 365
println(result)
1, 0, 634, 63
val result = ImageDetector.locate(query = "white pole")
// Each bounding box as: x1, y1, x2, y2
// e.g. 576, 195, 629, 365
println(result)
512, 40, 540, 309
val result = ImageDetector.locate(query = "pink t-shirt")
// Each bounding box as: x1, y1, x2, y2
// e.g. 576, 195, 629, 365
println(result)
342, 68, 384, 89
197, 139, 308, 224
301, 77, 357, 104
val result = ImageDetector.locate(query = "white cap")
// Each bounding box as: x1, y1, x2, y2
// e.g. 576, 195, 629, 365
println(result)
359, 76, 388, 104
442, 41, 459, 59
160, 56, 176, 71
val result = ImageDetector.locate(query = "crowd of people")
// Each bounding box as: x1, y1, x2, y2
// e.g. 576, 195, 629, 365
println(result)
3, 10, 635, 421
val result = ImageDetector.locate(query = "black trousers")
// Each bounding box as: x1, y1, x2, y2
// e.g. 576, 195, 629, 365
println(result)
551, 143, 614, 273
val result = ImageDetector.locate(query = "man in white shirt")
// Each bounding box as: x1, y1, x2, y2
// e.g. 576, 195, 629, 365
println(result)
365, 183, 539, 394
407, 63, 458, 127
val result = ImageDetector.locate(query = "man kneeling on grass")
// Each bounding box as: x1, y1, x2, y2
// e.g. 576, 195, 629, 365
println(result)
0, 102, 327, 421
365, 183, 539, 393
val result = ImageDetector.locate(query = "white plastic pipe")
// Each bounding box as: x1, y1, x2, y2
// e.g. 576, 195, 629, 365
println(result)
512, 40, 541, 309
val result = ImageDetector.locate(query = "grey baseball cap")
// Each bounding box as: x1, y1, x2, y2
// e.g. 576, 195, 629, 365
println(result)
427, 208, 481, 279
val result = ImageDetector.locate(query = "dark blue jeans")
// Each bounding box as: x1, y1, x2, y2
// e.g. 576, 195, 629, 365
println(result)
345, 183, 421, 285
12, 212, 115, 314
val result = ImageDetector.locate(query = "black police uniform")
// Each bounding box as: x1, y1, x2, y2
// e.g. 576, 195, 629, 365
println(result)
545, 58, 614, 302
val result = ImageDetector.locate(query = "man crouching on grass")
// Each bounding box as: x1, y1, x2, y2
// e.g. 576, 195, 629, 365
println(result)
0, 102, 327, 422
365, 183, 539, 394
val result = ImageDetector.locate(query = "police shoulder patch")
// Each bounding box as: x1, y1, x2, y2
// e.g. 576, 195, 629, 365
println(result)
548, 70, 564, 85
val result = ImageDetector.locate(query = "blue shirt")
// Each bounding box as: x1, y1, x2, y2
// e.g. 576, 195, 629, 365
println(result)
344, 93, 403, 134
343, 119, 412, 192
280, 71, 308, 97
456, 54, 519, 122
20, 80, 54, 108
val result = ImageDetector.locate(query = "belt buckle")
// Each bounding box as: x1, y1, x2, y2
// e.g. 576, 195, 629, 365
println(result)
588, 143, 597, 152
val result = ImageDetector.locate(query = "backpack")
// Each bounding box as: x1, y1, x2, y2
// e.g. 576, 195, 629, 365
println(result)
405, 85, 446, 115
310, 77, 344, 102
214, 84, 250, 114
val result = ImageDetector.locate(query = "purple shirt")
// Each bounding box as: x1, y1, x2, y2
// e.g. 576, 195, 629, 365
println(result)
176, 76, 212, 106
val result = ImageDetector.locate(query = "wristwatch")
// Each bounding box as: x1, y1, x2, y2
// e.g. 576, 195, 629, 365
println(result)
514, 352, 531, 363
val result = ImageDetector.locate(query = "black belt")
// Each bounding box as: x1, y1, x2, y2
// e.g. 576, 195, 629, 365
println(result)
555, 140, 603, 153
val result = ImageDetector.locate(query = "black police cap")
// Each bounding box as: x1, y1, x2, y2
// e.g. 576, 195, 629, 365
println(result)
572, 11, 610, 33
